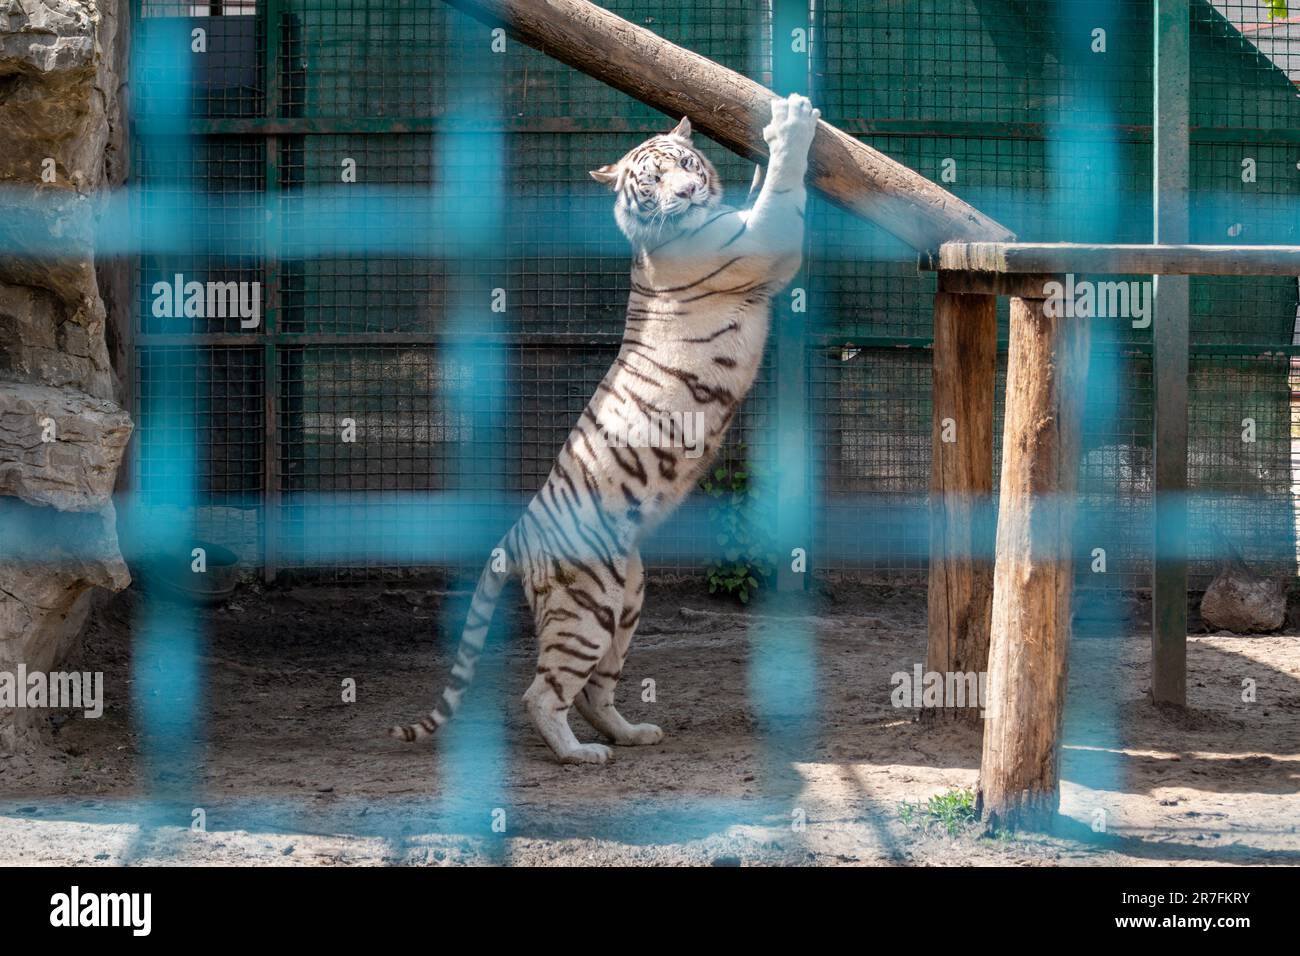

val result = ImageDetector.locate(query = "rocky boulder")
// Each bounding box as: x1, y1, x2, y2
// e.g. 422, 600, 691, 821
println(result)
1201, 561, 1288, 635
0, 382, 131, 510
0, 0, 132, 752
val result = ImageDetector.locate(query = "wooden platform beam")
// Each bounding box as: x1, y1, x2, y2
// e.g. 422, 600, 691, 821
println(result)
925, 242, 1300, 277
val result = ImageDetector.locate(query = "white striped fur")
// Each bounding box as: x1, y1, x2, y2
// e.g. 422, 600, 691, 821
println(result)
390, 95, 820, 763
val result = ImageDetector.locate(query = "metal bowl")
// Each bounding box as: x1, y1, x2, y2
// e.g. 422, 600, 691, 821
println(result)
143, 540, 241, 606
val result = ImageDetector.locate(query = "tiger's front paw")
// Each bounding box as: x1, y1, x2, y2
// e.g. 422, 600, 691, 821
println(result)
762, 93, 820, 160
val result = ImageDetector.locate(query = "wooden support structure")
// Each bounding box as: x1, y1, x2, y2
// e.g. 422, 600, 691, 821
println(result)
927, 242, 1300, 276
926, 291, 997, 722
441, 0, 1014, 251
925, 238, 1300, 827
978, 294, 1090, 830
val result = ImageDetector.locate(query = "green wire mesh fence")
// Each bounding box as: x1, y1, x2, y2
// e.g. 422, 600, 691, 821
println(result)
132, 0, 1300, 594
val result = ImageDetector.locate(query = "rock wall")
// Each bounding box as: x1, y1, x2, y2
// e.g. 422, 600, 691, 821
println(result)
0, 0, 132, 751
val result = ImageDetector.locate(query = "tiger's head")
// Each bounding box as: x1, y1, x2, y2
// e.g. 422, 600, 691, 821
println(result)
590, 117, 722, 246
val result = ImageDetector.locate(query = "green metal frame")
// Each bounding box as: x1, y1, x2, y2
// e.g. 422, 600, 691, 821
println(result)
262, 0, 282, 580
1153, 0, 1191, 705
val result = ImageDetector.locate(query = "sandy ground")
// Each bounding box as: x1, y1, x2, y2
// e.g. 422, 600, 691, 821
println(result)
1, 579, 1297, 866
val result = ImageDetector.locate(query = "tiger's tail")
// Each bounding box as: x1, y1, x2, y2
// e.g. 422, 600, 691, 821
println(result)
388, 543, 510, 742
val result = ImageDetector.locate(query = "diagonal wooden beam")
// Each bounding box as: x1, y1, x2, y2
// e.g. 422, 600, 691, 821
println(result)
441, 0, 1014, 251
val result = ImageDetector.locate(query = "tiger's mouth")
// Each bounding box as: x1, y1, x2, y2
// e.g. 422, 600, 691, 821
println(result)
658, 186, 715, 218
618, 183, 716, 243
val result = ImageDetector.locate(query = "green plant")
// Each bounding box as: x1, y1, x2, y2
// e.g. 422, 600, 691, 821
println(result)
897, 801, 916, 827
698, 444, 776, 604
898, 788, 978, 837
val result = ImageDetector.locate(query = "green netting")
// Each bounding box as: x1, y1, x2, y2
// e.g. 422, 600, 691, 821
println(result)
279, 0, 766, 124
133, 0, 1300, 589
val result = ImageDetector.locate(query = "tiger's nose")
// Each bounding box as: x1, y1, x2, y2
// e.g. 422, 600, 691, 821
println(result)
674, 187, 692, 199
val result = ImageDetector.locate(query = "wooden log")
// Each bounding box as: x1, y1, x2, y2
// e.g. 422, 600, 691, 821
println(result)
978, 295, 1090, 831
441, 0, 1014, 251
926, 291, 997, 723
936, 269, 1059, 299
928, 242, 1300, 276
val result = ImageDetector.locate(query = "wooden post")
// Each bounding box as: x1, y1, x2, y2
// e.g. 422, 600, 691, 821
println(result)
1152, 0, 1190, 706
926, 291, 997, 721
978, 293, 1089, 831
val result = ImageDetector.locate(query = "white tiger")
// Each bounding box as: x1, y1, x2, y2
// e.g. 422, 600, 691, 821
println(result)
391, 94, 820, 763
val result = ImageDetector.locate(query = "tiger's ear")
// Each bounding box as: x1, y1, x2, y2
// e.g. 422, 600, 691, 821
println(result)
669, 116, 692, 140
589, 163, 620, 188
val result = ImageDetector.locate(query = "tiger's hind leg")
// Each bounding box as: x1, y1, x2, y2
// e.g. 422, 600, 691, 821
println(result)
522, 566, 625, 765
573, 550, 663, 746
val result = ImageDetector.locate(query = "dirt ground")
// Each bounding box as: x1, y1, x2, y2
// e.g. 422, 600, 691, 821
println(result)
1, 577, 1297, 866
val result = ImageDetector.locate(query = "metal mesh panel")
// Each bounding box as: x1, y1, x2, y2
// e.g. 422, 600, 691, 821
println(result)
137, 137, 266, 336
802, 0, 1297, 591
815, 0, 1153, 128
1193, 1, 1300, 129
279, 2, 443, 119
811, 345, 932, 580
131, 0, 1300, 592
1182, 0, 1300, 587
137, 6, 264, 119
1074, 346, 1156, 593
1187, 350, 1298, 587
279, 1, 767, 124
279, 133, 443, 335
132, 345, 264, 562
276, 343, 496, 573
